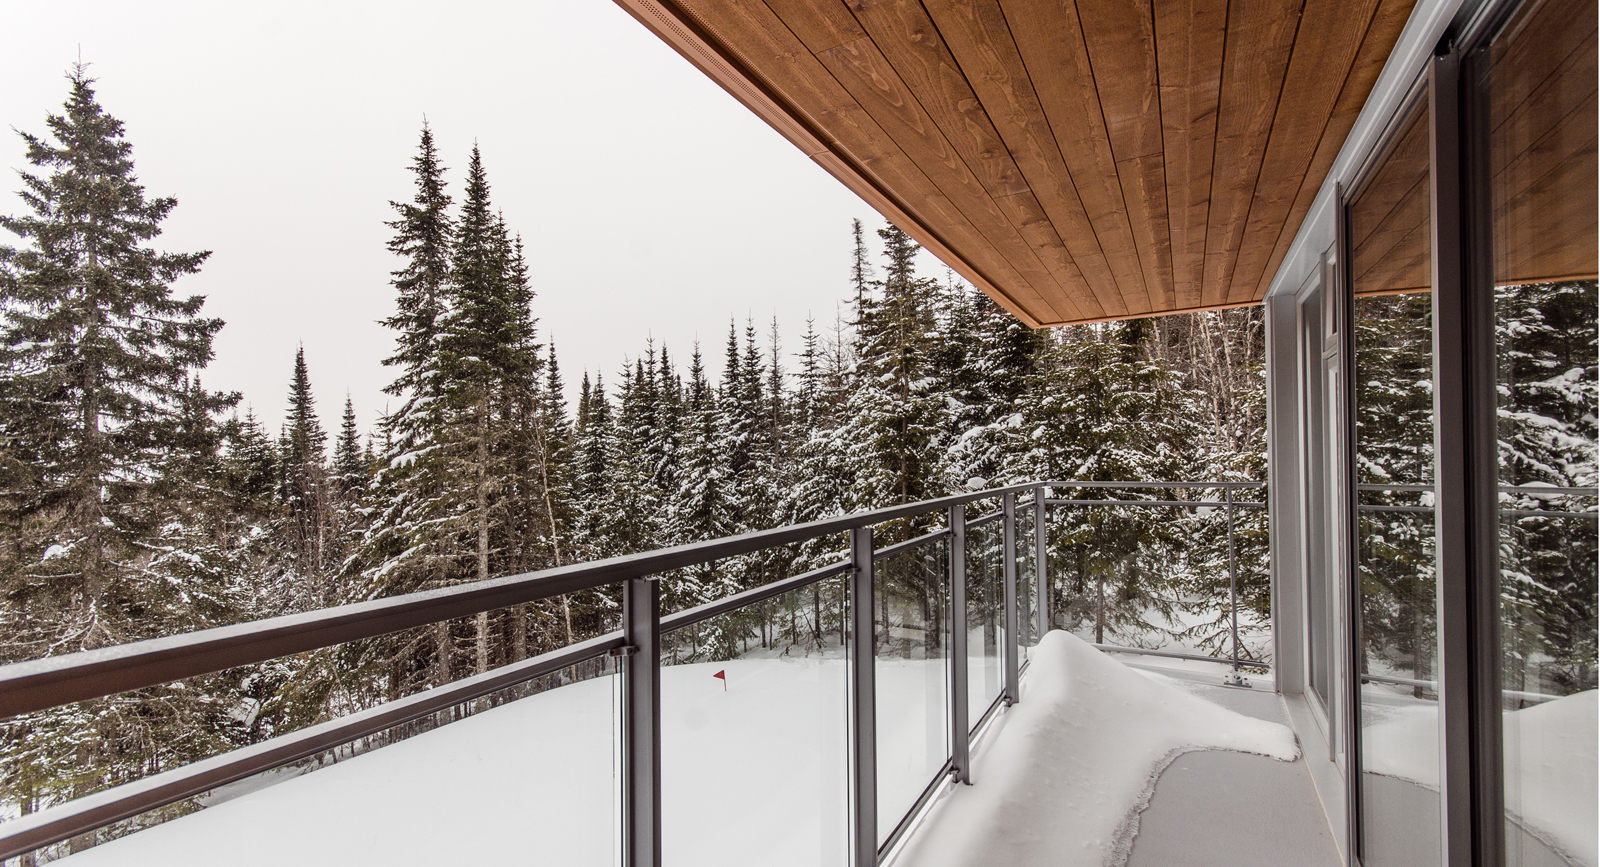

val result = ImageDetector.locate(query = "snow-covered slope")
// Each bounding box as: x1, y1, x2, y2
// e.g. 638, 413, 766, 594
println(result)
1362, 690, 1598, 866
895, 630, 1299, 867
56, 655, 952, 866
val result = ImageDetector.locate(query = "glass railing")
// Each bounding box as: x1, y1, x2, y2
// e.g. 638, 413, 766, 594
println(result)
0, 481, 1251, 866
1041, 482, 1270, 681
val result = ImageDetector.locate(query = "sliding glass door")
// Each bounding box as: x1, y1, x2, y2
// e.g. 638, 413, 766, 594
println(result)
1479, 0, 1599, 863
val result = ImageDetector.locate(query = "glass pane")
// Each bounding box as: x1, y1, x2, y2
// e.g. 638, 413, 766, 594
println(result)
874, 538, 950, 846
43, 658, 621, 865
1016, 503, 1037, 662
660, 576, 850, 867
1350, 97, 1442, 867
966, 518, 1005, 725
1488, 0, 1599, 863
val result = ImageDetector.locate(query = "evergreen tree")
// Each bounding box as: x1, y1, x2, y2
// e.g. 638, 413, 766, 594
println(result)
0, 64, 241, 826
281, 346, 330, 606
334, 395, 364, 499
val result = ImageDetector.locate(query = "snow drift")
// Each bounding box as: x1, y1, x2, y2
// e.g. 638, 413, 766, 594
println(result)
895, 630, 1299, 867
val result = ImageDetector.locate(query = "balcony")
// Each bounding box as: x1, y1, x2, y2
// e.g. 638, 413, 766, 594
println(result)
0, 480, 1321, 867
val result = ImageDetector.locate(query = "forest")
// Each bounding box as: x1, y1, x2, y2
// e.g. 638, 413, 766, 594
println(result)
0, 71, 1267, 835
4, 64, 1590, 854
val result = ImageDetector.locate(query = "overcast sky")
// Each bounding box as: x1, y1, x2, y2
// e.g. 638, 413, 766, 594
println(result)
1, 0, 945, 437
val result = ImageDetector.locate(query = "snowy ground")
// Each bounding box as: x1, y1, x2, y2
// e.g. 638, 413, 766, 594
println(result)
1361, 688, 1598, 866
54, 653, 994, 867
894, 631, 1299, 867
54, 634, 1305, 867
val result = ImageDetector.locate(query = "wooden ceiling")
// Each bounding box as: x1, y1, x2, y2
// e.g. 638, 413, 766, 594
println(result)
615, 0, 1418, 325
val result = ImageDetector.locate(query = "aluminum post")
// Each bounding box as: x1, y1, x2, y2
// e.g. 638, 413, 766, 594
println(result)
1225, 488, 1247, 687
1228, 488, 1240, 672
622, 577, 661, 867
1034, 486, 1048, 640
948, 505, 970, 784
1002, 492, 1019, 705
849, 526, 877, 866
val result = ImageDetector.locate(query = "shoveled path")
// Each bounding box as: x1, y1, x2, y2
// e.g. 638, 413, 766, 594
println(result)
1124, 676, 1340, 867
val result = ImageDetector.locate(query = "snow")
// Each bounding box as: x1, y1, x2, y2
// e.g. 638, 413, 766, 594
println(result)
53, 634, 1305, 867
1361, 689, 1598, 866
55, 655, 972, 866
894, 631, 1298, 867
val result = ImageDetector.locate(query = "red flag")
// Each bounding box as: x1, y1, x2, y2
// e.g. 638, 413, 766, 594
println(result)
712, 670, 727, 691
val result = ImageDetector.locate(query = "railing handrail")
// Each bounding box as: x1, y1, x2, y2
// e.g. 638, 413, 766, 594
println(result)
0, 481, 1048, 720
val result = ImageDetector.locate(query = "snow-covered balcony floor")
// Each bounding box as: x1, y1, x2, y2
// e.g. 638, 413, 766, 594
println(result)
895, 635, 1337, 867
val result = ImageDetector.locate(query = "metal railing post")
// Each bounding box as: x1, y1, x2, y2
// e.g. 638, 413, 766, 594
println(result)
1002, 492, 1019, 705
849, 526, 877, 866
948, 505, 970, 785
1033, 486, 1048, 640
1226, 487, 1243, 683
622, 577, 661, 867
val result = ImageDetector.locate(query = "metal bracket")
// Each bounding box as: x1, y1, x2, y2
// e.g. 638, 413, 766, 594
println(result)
610, 645, 639, 658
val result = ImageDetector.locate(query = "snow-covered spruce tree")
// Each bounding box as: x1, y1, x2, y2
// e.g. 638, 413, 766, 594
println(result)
840, 223, 951, 537
280, 346, 331, 608
334, 395, 365, 500
1022, 320, 1203, 647
784, 317, 854, 570
436, 151, 541, 676
335, 123, 458, 705
526, 342, 584, 644
0, 66, 244, 830
938, 285, 1045, 488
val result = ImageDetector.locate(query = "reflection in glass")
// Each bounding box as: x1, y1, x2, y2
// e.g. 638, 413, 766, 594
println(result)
1486, 0, 1599, 862
1350, 96, 1441, 867
966, 519, 1005, 724
660, 577, 850, 867
1016, 503, 1036, 662
874, 539, 950, 847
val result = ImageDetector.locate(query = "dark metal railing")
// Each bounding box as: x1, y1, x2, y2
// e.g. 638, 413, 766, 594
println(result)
0, 480, 1266, 865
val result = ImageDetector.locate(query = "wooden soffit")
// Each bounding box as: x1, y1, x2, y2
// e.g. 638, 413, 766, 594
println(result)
614, 0, 1420, 326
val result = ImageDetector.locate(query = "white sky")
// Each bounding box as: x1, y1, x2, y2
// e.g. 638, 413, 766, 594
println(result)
0, 0, 946, 438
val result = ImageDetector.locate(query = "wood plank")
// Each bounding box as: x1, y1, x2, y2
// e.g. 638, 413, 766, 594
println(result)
924, 0, 1117, 317
1199, 0, 1305, 307
680, 0, 1066, 321
815, 35, 1075, 319
1225, 0, 1382, 304
1494, 96, 1597, 210
1113, 151, 1176, 308
1077, 0, 1175, 310
1154, 0, 1227, 308
760, 0, 868, 52
844, 0, 1097, 318
1248, 0, 1416, 299
845, 0, 1029, 197
1005, 0, 1154, 314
